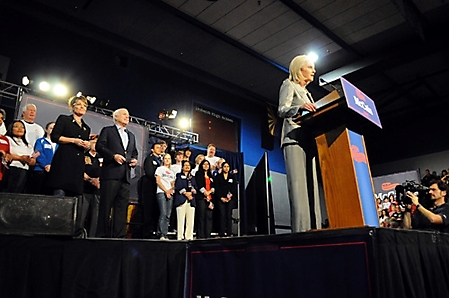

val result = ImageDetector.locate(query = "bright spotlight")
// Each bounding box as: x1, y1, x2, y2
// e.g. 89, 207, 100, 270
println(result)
307, 52, 319, 63
22, 76, 31, 86
39, 81, 50, 92
53, 84, 68, 96
179, 117, 190, 130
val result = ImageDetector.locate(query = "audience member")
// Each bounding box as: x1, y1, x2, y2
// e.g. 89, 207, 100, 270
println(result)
204, 143, 221, 171
421, 169, 434, 186
0, 133, 9, 191
195, 159, 215, 239
4, 120, 36, 193
133, 141, 164, 239
81, 137, 101, 237
379, 209, 389, 227
191, 153, 205, 176
382, 196, 391, 212
30, 121, 57, 195
155, 153, 176, 240
96, 108, 138, 238
389, 204, 403, 228
214, 161, 237, 237
0, 108, 7, 136
20, 104, 44, 148
183, 147, 193, 166
160, 140, 167, 155
174, 160, 197, 240
47, 95, 91, 197
171, 150, 184, 174
213, 157, 226, 176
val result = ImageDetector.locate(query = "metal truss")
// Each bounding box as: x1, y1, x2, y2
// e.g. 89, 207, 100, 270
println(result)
0, 80, 30, 109
147, 122, 199, 144
88, 106, 199, 144
1, 80, 199, 144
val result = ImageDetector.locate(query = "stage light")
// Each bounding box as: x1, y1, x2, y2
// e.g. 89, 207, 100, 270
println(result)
76, 91, 97, 104
178, 117, 190, 130
168, 109, 177, 119
86, 96, 96, 104
158, 109, 178, 120
22, 76, 31, 86
53, 84, 68, 97
307, 52, 319, 63
39, 81, 50, 92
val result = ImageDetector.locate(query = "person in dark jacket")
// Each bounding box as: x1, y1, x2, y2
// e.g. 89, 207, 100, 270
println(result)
47, 95, 91, 197
95, 108, 138, 238
214, 162, 237, 237
174, 160, 197, 240
194, 159, 215, 239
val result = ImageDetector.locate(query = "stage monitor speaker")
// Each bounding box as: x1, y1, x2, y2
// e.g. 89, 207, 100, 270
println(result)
0, 193, 80, 236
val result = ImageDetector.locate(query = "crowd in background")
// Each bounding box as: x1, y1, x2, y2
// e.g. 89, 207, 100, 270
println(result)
131, 142, 238, 240
376, 168, 449, 229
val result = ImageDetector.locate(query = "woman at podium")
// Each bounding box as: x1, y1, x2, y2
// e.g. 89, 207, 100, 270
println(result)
278, 54, 322, 233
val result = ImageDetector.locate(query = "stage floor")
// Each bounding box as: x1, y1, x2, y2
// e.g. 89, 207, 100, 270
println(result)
1, 227, 449, 298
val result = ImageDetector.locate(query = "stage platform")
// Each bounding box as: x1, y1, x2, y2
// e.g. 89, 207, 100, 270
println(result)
1, 227, 449, 298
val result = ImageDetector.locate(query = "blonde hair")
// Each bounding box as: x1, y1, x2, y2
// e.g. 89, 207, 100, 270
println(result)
195, 154, 205, 165
68, 95, 88, 109
162, 153, 172, 168
288, 55, 311, 84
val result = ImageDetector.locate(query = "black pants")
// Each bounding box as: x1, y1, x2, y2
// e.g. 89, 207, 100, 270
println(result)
5, 167, 27, 193
96, 179, 129, 238
217, 200, 233, 236
80, 193, 100, 237
195, 198, 213, 239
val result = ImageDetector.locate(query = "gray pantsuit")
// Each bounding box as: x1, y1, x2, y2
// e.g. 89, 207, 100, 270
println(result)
278, 78, 322, 232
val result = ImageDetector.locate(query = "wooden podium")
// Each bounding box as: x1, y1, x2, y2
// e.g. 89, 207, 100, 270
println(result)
300, 80, 380, 229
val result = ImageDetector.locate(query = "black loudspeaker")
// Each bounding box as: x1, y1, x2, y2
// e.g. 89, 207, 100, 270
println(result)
0, 193, 80, 236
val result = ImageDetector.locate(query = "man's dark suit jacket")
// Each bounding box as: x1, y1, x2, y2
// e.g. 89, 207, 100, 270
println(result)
96, 124, 138, 183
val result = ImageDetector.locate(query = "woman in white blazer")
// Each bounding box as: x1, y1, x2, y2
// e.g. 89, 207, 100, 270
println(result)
278, 55, 322, 233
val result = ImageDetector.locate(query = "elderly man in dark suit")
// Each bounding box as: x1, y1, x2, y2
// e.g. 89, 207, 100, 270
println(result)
96, 108, 138, 238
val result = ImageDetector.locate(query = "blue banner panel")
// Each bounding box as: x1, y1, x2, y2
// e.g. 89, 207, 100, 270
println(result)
348, 130, 379, 227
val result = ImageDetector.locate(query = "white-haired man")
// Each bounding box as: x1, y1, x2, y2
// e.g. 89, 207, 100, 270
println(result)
21, 103, 44, 147
96, 108, 138, 238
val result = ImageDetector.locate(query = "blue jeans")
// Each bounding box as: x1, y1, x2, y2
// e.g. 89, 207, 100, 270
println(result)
156, 192, 173, 238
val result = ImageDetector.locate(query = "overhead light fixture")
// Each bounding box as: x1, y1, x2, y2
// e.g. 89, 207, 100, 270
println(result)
39, 81, 50, 92
307, 52, 319, 63
76, 91, 96, 104
86, 96, 96, 104
53, 84, 68, 97
22, 76, 32, 86
158, 109, 178, 121
21, 75, 70, 97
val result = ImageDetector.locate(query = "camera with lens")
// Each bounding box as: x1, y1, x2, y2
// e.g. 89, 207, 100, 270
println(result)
395, 180, 430, 205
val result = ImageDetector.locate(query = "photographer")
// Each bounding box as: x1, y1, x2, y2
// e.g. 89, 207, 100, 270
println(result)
403, 179, 449, 233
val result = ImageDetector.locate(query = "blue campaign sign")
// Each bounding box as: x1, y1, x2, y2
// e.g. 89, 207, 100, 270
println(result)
348, 130, 379, 227
341, 77, 382, 128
